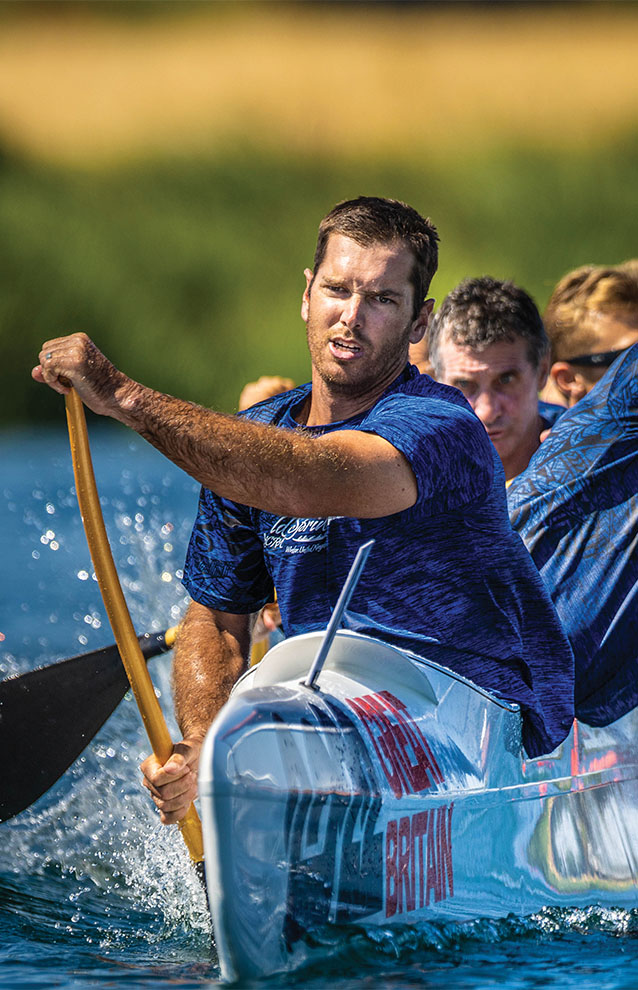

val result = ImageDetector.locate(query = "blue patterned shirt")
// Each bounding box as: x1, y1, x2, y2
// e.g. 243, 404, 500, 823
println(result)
184, 365, 574, 757
508, 344, 638, 727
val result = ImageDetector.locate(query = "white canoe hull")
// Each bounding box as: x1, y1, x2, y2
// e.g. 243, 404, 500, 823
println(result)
198, 630, 638, 983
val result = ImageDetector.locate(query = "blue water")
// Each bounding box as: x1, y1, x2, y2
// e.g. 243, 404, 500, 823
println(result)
2, 424, 638, 989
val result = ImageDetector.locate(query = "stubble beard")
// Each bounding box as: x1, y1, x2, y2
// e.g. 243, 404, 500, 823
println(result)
307, 320, 414, 399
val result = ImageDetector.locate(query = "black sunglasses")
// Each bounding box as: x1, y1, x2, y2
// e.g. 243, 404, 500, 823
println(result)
567, 347, 628, 368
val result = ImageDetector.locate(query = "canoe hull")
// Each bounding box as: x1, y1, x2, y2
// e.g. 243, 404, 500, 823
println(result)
199, 631, 638, 982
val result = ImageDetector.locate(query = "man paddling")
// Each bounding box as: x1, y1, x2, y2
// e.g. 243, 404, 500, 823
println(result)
33, 196, 574, 826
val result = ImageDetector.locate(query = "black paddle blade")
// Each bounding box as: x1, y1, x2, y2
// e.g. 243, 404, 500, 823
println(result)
0, 631, 172, 823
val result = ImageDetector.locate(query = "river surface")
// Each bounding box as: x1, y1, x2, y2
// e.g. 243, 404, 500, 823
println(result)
2, 424, 638, 989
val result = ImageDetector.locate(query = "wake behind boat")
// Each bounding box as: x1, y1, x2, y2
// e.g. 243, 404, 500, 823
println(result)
199, 628, 638, 983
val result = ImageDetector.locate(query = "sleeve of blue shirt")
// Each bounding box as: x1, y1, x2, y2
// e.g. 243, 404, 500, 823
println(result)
508, 344, 638, 727
359, 393, 494, 513
183, 488, 274, 614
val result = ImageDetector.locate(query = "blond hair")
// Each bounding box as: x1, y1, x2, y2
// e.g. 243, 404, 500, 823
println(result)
544, 263, 638, 361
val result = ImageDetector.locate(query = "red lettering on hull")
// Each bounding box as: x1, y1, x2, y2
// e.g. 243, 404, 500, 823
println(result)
345, 690, 443, 797
385, 804, 454, 917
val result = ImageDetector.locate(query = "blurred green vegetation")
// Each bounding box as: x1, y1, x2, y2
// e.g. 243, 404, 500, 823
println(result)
2, 135, 638, 425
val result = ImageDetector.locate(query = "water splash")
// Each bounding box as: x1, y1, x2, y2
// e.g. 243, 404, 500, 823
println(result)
1, 428, 197, 667
1, 429, 212, 977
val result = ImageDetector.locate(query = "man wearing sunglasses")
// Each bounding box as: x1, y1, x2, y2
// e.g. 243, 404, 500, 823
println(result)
541, 262, 638, 407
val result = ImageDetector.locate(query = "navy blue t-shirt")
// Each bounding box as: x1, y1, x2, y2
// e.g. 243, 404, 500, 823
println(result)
538, 399, 567, 432
508, 344, 638, 727
184, 365, 574, 757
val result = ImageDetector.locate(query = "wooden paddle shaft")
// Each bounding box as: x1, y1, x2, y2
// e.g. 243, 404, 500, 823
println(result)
64, 389, 204, 863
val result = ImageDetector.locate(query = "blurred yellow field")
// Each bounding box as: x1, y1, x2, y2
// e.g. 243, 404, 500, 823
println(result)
0, 4, 637, 165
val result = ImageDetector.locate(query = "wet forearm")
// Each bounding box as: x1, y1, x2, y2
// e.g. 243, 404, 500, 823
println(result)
172, 602, 250, 740
118, 380, 349, 515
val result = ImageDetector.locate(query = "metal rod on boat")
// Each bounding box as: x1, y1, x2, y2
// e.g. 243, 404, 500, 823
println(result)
304, 538, 375, 690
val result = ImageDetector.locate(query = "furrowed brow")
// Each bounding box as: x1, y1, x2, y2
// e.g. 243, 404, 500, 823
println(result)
369, 287, 402, 299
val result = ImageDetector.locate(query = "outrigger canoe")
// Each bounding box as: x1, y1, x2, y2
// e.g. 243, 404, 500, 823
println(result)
199, 626, 638, 983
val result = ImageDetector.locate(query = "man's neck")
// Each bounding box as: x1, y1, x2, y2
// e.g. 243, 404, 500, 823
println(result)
303, 367, 407, 427
503, 414, 544, 482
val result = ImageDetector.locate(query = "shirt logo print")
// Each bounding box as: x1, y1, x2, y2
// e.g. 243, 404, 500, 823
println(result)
263, 516, 329, 554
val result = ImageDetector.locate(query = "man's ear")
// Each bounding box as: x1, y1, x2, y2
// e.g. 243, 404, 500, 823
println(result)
409, 298, 435, 344
301, 268, 313, 322
550, 362, 589, 407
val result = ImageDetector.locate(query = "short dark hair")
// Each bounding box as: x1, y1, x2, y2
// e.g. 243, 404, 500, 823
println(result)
313, 196, 439, 320
428, 276, 549, 375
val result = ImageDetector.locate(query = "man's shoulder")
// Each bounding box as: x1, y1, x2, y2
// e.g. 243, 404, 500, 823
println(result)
379, 365, 475, 412
368, 367, 480, 430
363, 366, 495, 482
